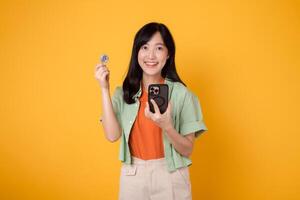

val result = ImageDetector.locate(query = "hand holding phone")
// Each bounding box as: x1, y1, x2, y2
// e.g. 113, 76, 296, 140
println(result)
148, 84, 169, 114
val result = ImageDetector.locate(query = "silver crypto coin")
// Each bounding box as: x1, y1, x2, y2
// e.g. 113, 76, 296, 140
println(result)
100, 54, 109, 64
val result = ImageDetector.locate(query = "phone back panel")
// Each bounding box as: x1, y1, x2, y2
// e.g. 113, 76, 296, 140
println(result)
148, 84, 169, 114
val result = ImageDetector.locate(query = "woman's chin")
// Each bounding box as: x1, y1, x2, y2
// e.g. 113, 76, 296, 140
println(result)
142, 71, 161, 77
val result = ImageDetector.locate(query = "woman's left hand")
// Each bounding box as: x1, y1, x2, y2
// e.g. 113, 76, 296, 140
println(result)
144, 99, 174, 131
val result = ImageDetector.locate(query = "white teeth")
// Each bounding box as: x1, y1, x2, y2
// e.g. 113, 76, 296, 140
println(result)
145, 62, 158, 65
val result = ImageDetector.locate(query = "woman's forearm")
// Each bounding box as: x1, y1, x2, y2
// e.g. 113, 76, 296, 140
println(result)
100, 88, 122, 142
163, 126, 194, 157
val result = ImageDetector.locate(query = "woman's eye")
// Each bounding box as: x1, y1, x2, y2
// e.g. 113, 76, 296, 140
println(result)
142, 46, 148, 50
157, 46, 163, 50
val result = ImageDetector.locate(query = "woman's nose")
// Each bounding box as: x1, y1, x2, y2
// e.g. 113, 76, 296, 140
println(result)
148, 49, 156, 59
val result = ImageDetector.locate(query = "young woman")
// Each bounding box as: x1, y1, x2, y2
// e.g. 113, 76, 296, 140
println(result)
95, 22, 207, 200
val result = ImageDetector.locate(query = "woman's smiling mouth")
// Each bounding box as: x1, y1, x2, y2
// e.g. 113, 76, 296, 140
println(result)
144, 62, 159, 67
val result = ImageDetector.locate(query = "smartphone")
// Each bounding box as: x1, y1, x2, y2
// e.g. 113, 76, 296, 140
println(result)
148, 84, 169, 114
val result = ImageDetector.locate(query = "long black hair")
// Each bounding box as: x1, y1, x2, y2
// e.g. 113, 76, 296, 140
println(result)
122, 22, 186, 104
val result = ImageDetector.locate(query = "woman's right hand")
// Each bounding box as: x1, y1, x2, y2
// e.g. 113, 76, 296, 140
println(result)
95, 63, 110, 90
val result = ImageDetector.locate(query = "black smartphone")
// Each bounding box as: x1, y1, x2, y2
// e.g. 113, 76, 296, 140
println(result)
148, 84, 169, 114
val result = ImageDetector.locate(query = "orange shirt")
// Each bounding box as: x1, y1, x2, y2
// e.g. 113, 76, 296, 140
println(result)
129, 79, 165, 160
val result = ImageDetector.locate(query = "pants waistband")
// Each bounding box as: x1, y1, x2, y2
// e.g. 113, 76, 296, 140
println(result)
131, 156, 167, 166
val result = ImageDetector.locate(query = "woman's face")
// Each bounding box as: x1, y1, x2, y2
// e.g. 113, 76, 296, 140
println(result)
138, 32, 169, 78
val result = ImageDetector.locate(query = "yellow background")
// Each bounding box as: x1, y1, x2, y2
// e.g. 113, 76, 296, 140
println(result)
1, 0, 299, 199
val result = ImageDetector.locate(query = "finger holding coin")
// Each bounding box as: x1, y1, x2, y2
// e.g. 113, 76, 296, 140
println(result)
95, 54, 109, 71
95, 63, 109, 73
95, 63, 104, 71
100, 54, 109, 72
95, 54, 110, 89
96, 66, 109, 76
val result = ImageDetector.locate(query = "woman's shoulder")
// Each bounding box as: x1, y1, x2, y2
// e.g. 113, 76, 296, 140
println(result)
112, 86, 123, 98
171, 81, 194, 97
114, 86, 123, 92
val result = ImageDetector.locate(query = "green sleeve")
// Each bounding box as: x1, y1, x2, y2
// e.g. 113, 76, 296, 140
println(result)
111, 87, 123, 125
179, 90, 208, 138
99, 86, 122, 125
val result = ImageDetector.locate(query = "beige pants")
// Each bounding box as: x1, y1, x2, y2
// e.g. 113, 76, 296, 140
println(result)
118, 156, 192, 200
